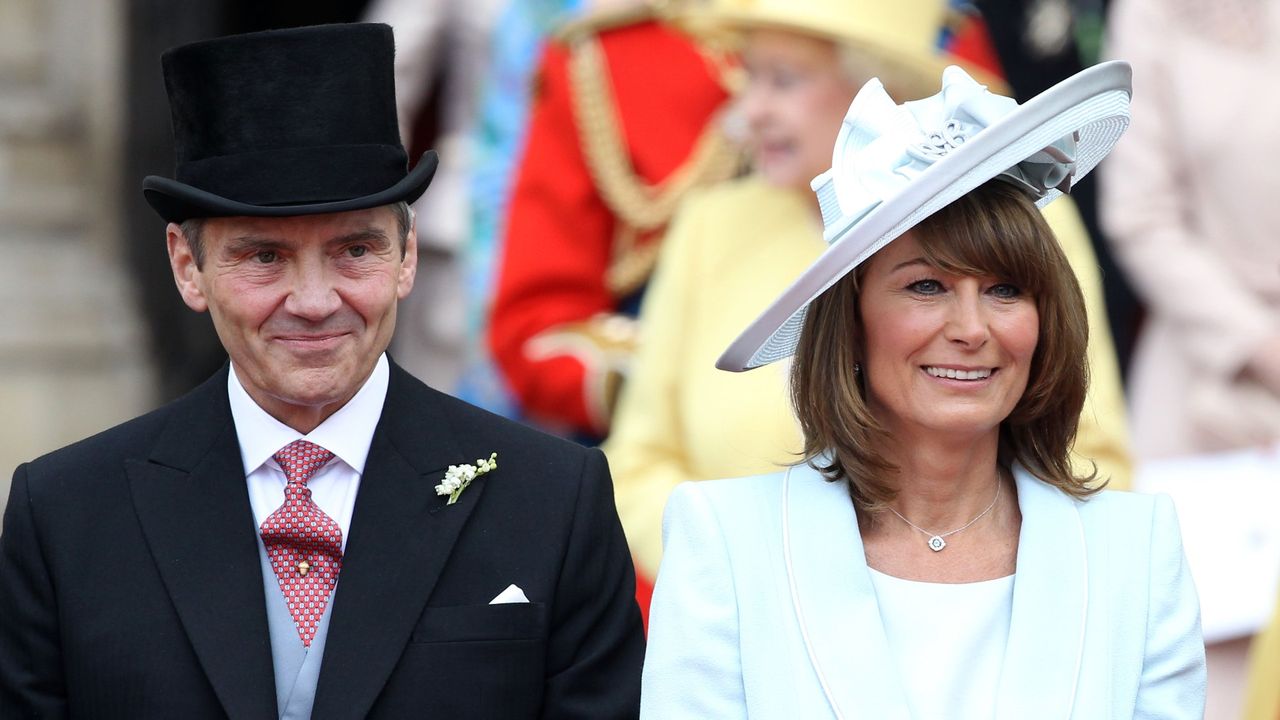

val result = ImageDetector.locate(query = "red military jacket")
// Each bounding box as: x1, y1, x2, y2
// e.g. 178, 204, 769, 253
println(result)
489, 11, 735, 437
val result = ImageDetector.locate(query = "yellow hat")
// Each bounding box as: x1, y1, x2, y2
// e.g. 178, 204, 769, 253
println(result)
699, 0, 1006, 99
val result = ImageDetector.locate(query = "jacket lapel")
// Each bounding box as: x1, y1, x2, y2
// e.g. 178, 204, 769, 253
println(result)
786, 463, 1088, 719
127, 368, 279, 720
784, 464, 912, 720
993, 468, 1088, 720
312, 365, 482, 720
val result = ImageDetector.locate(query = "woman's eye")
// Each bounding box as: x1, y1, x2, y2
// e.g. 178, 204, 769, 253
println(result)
347, 245, 368, 258
773, 71, 800, 89
254, 250, 277, 264
908, 279, 943, 295
990, 283, 1022, 299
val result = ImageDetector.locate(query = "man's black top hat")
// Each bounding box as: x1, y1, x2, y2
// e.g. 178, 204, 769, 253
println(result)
143, 23, 437, 223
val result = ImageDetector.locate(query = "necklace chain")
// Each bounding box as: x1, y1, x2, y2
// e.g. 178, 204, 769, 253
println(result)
885, 480, 1002, 552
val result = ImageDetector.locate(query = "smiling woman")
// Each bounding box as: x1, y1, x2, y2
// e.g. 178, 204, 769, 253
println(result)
641, 62, 1206, 720
794, 180, 1091, 512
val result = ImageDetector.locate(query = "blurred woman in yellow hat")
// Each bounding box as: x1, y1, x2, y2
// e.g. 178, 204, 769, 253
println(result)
602, 0, 1133, 604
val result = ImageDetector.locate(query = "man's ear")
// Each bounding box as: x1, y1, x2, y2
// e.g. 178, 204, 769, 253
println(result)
396, 211, 418, 301
167, 223, 208, 312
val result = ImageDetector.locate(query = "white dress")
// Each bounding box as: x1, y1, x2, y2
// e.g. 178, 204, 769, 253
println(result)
869, 569, 1015, 720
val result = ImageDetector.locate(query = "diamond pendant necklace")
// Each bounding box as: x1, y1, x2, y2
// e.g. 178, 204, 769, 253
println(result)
885, 479, 1002, 552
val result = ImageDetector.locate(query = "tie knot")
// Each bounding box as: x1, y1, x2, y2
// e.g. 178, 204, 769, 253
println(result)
273, 439, 334, 485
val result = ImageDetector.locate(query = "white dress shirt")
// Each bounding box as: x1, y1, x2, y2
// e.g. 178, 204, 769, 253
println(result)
869, 568, 1014, 720
228, 354, 390, 549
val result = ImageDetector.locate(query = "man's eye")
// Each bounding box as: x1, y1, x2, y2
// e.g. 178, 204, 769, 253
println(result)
347, 245, 368, 258
255, 250, 277, 264
908, 279, 943, 294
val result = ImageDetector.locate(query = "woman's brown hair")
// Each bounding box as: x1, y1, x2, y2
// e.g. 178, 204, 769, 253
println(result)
790, 180, 1097, 511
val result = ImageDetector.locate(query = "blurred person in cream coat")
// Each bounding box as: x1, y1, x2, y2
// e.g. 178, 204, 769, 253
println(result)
1101, 0, 1280, 459
1102, 2, 1280, 715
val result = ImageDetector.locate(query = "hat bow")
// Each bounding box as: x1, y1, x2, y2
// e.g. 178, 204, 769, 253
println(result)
812, 66, 1077, 246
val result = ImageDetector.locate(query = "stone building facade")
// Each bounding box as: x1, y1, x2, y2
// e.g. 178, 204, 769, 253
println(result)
0, 0, 153, 508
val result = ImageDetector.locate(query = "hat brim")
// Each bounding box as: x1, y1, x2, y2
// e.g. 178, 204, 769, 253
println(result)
142, 150, 439, 224
710, 9, 1009, 99
717, 61, 1131, 372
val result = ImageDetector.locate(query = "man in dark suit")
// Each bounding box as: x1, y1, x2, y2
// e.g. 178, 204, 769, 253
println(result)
0, 23, 644, 719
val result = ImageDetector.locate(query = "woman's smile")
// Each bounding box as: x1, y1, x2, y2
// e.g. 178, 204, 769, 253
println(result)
921, 365, 996, 382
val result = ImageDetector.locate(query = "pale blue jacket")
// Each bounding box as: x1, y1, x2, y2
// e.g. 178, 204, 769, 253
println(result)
641, 463, 1206, 719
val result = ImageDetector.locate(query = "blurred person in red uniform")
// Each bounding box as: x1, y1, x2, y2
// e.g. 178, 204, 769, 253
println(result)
488, 0, 739, 441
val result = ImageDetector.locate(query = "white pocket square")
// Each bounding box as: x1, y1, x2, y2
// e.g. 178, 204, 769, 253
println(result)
489, 583, 530, 605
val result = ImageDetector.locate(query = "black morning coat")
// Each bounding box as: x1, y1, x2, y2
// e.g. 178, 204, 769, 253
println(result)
0, 361, 645, 718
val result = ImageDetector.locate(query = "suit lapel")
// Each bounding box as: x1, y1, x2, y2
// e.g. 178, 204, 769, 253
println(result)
127, 368, 278, 720
312, 365, 482, 720
994, 468, 1088, 720
784, 464, 912, 720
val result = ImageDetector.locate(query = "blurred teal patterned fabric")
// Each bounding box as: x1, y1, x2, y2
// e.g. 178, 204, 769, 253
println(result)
456, 0, 583, 418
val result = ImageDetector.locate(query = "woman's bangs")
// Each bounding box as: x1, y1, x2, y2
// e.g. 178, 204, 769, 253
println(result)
911, 181, 1058, 297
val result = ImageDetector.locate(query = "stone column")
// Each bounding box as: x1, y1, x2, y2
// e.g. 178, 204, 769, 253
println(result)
0, 0, 153, 507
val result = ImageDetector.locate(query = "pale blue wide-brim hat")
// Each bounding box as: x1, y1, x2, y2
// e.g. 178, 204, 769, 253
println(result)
717, 61, 1132, 372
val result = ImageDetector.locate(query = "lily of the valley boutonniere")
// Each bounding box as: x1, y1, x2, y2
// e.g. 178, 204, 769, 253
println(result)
435, 452, 498, 505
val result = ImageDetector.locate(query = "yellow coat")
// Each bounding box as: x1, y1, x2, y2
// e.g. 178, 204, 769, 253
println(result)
604, 176, 1133, 579
1244, 598, 1280, 719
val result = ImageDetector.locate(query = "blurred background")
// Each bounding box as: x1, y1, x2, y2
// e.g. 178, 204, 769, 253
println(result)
1, 0, 1277, 716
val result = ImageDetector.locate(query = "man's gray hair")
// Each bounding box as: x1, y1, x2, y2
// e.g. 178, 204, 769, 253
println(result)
388, 201, 412, 249
180, 201, 413, 268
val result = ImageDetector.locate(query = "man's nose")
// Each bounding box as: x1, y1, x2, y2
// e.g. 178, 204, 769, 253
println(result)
284, 260, 341, 320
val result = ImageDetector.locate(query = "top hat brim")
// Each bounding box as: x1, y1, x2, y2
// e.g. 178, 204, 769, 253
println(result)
717, 62, 1132, 372
142, 150, 439, 224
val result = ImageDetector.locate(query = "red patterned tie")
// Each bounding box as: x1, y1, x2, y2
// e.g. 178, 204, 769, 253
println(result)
260, 439, 343, 647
